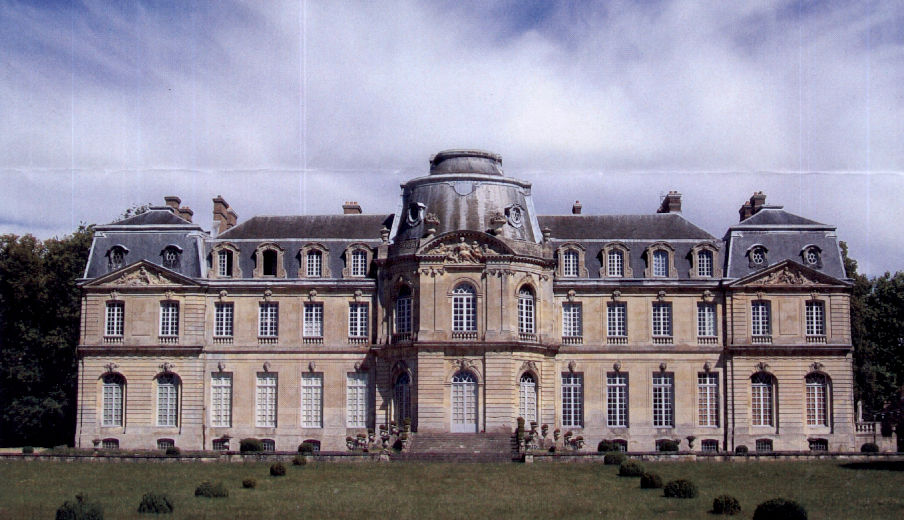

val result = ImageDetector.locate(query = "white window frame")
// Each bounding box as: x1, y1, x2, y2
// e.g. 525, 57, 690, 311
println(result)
256, 373, 278, 428
652, 302, 672, 337
697, 250, 713, 277
159, 302, 179, 337
306, 250, 322, 277
607, 303, 627, 338
518, 287, 535, 334
751, 301, 771, 337
652, 250, 669, 277
301, 373, 323, 428
348, 303, 369, 338
217, 249, 231, 277
806, 374, 828, 427
697, 303, 716, 338
697, 372, 719, 427
562, 303, 582, 338
304, 303, 324, 338
214, 303, 233, 338
210, 373, 232, 427
652, 373, 674, 428
452, 285, 477, 332
519, 373, 538, 424
351, 250, 367, 277
561, 373, 583, 428
607, 373, 628, 427
607, 249, 624, 277
751, 372, 774, 427
156, 374, 178, 427
346, 372, 369, 428
105, 302, 124, 337
563, 249, 579, 277
102, 374, 124, 427
806, 301, 826, 336
395, 292, 412, 334
258, 303, 279, 338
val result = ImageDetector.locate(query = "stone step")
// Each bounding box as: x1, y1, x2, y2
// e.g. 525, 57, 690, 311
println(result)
407, 432, 516, 457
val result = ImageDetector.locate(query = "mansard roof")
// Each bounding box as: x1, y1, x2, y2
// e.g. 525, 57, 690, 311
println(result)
735, 206, 827, 228
218, 214, 394, 240
101, 207, 196, 228
538, 213, 716, 240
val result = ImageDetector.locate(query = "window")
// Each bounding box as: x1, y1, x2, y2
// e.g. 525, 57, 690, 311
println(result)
211, 373, 232, 427
751, 372, 774, 427
804, 247, 821, 266
108, 247, 126, 270
751, 301, 771, 337
157, 439, 174, 450
806, 301, 826, 336
259, 303, 278, 338
256, 373, 277, 427
607, 373, 628, 427
652, 250, 668, 277
701, 439, 719, 453
652, 373, 674, 427
452, 284, 477, 332
561, 373, 583, 428
806, 374, 828, 426
212, 438, 229, 451
697, 250, 713, 277
217, 249, 233, 277
562, 303, 582, 339
102, 438, 119, 450
755, 438, 773, 452
301, 373, 323, 428
105, 302, 124, 337
347, 372, 369, 428
808, 438, 828, 451
304, 303, 324, 338
697, 303, 716, 338
261, 439, 276, 452
652, 303, 672, 337
214, 303, 233, 338
751, 246, 767, 266
607, 250, 624, 277
102, 373, 124, 427
395, 287, 412, 334
303, 440, 321, 452
156, 374, 179, 427
607, 303, 627, 338
697, 373, 719, 427
262, 249, 278, 276
351, 250, 368, 277
609, 439, 628, 452
518, 287, 535, 334
348, 303, 369, 338
519, 373, 538, 424
162, 248, 180, 269
306, 250, 322, 277
563, 250, 579, 277
159, 302, 179, 337
394, 373, 411, 424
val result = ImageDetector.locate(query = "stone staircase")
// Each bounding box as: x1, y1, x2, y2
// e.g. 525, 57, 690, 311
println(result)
392, 432, 517, 462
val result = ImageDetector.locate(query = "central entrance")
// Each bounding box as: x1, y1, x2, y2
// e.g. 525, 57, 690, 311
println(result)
451, 371, 478, 432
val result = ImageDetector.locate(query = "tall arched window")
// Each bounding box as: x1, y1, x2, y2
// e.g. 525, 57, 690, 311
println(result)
394, 373, 411, 424
102, 373, 125, 427
306, 250, 322, 277
563, 250, 579, 277
395, 286, 412, 335
653, 250, 669, 277
108, 246, 127, 271
518, 286, 535, 334
351, 250, 368, 277
607, 249, 624, 277
217, 249, 233, 277
157, 373, 180, 427
519, 373, 537, 424
751, 372, 774, 427
452, 284, 476, 332
806, 373, 829, 426
697, 250, 713, 277
262, 250, 278, 276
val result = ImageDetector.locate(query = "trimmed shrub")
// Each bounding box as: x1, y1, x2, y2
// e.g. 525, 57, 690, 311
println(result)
618, 460, 644, 477
752, 498, 807, 520
22, 446, 34, 454
597, 440, 611, 452
242, 478, 256, 489
860, 442, 879, 453
240, 438, 263, 453
298, 442, 315, 454
164, 447, 180, 457
137, 492, 173, 514
293, 454, 307, 466
194, 481, 228, 498
55, 494, 103, 520
735, 445, 748, 454
603, 452, 626, 466
663, 479, 698, 499
640, 472, 663, 489
658, 440, 679, 452
713, 495, 742, 515
270, 462, 286, 477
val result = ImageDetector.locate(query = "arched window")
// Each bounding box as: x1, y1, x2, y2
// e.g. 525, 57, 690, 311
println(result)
519, 373, 537, 424
806, 373, 829, 427
161, 246, 181, 269
262, 249, 278, 276
217, 249, 233, 277
653, 250, 669, 277
394, 373, 411, 425
751, 372, 774, 427
102, 373, 125, 427
697, 250, 713, 277
452, 284, 476, 332
563, 250, 579, 277
306, 249, 322, 277
156, 373, 180, 427
607, 249, 624, 277
108, 246, 127, 270
351, 250, 368, 277
395, 286, 412, 335
517, 287, 535, 334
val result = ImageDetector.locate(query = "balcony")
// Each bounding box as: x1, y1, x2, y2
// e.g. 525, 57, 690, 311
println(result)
258, 336, 278, 345
303, 337, 323, 345
751, 335, 773, 345
562, 336, 583, 345
451, 331, 478, 341
103, 336, 123, 345
806, 335, 827, 344
606, 336, 627, 345
697, 336, 718, 345
213, 336, 233, 345
158, 336, 178, 345
518, 332, 537, 343
856, 422, 876, 434
348, 337, 369, 345
392, 332, 412, 343
652, 336, 673, 345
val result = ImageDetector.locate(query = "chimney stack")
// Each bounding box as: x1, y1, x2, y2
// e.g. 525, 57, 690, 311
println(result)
343, 201, 362, 214
164, 196, 193, 222
657, 191, 682, 214
226, 208, 238, 229
179, 206, 194, 223
739, 201, 753, 222
572, 201, 582, 215
738, 192, 766, 222
213, 196, 230, 234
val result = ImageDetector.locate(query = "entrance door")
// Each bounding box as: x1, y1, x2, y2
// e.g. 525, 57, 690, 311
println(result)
394, 373, 411, 425
519, 373, 537, 424
451, 371, 478, 432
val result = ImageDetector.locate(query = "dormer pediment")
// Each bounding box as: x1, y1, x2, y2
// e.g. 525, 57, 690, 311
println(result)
727, 260, 847, 289
84, 260, 200, 288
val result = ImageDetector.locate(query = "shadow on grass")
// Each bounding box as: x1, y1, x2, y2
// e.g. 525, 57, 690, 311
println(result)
839, 460, 904, 471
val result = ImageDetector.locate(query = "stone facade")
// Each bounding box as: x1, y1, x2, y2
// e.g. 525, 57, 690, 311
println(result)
75, 149, 857, 453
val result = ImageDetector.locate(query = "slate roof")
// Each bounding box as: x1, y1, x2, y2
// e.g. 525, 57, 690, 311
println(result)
85, 232, 203, 279
218, 215, 394, 240
103, 208, 194, 227
736, 207, 826, 227
538, 214, 716, 240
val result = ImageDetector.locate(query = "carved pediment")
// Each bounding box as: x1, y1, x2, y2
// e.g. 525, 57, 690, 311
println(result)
729, 260, 844, 289
418, 231, 514, 263
86, 260, 199, 288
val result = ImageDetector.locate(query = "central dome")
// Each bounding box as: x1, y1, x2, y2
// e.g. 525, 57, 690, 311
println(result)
429, 149, 503, 176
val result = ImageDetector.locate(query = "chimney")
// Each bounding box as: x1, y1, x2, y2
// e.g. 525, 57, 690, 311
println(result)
739, 201, 753, 222
226, 208, 238, 229
164, 196, 181, 212
750, 191, 766, 214
343, 201, 362, 214
212, 195, 230, 234
657, 191, 682, 214
178, 206, 194, 223
572, 201, 582, 215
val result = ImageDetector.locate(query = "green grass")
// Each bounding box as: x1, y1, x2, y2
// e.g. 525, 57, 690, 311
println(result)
1, 459, 903, 519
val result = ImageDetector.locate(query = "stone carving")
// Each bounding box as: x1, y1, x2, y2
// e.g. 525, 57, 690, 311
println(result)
488, 211, 507, 235
810, 362, 824, 373
567, 360, 577, 373
657, 290, 667, 301
308, 361, 316, 372
701, 290, 713, 302
218, 290, 228, 301
159, 362, 175, 373
104, 362, 119, 373
263, 361, 271, 372
263, 289, 273, 301
380, 226, 390, 243
567, 290, 576, 302
109, 290, 120, 301
755, 361, 770, 372
426, 237, 497, 264
520, 360, 538, 374
613, 361, 621, 372
217, 361, 226, 372
759, 267, 817, 286
354, 289, 363, 302
611, 290, 621, 301
308, 289, 318, 300
506, 204, 524, 228
164, 290, 175, 301
452, 358, 478, 373
419, 266, 445, 277
659, 362, 668, 372
703, 361, 711, 373
406, 202, 426, 226
116, 266, 173, 286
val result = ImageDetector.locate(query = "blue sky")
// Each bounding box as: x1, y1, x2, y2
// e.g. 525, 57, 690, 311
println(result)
0, 0, 901, 275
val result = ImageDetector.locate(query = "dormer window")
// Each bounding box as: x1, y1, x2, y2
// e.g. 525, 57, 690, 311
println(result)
262, 250, 277, 276
600, 243, 632, 278
351, 250, 367, 277
300, 244, 330, 278
563, 250, 579, 277
210, 243, 241, 279
749, 246, 768, 267
697, 250, 712, 277
307, 250, 322, 277
801, 246, 822, 268
107, 246, 128, 271
643, 243, 675, 278
689, 243, 721, 279
342, 245, 372, 278
252, 243, 285, 278
653, 250, 668, 277
607, 250, 624, 277
161, 246, 181, 270
218, 250, 233, 277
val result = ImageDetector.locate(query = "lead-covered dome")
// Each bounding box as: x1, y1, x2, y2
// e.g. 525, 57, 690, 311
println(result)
429, 149, 504, 176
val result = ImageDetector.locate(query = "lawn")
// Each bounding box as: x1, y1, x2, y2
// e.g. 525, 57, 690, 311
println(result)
1, 458, 903, 519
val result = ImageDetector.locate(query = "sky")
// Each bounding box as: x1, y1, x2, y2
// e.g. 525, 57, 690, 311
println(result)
0, 0, 901, 276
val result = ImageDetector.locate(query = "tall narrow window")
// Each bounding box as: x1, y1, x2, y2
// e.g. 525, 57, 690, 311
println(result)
518, 287, 535, 334
806, 301, 826, 337
348, 303, 369, 338
306, 250, 322, 277
607, 303, 627, 338
697, 303, 716, 338
697, 372, 719, 427
214, 303, 233, 338
262, 250, 278, 276
562, 303, 582, 338
217, 250, 233, 277
256, 373, 277, 427
652, 373, 674, 427
259, 303, 279, 338
652, 250, 668, 277
394, 373, 411, 424
607, 373, 628, 427
159, 302, 179, 337
561, 373, 583, 428
211, 373, 232, 427
301, 373, 323, 428
697, 250, 713, 277
304, 303, 324, 338
751, 372, 774, 427
346, 372, 369, 428
351, 250, 367, 277
806, 374, 828, 426
395, 287, 412, 334
519, 373, 538, 423
102, 373, 124, 427
157, 374, 179, 427
563, 250, 579, 277
452, 284, 477, 332
607, 250, 624, 277
105, 302, 124, 337
652, 303, 672, 337
751, 301, 771, 337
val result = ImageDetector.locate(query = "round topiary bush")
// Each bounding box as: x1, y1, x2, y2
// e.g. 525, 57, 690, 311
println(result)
22, 446, 34, 454
663, 479, 699, 499
194, 481, 228, 498
752, 498, 807, 520
658, 440, 680, 452
618, 460, 644, 477
597, 440, 613, 452
293, 454, 307, 466
860, 442, 879, 453
603, 452, 626, 466
270, 462, 286, 477
164, 447, 180, 457
713, 495, 741, 515
55, 494, 103, 520
735, 445, 748, 454
640, 472, 663, 489
298, 442, 315, 454
242, 478, 256, 489
240, 438, 263, 453
137, 492, 173, 514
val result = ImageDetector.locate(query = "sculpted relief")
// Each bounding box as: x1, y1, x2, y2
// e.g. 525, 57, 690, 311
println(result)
426, 237, 498, 264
